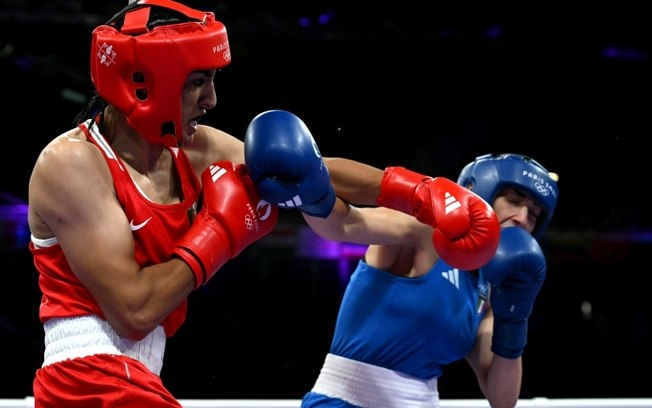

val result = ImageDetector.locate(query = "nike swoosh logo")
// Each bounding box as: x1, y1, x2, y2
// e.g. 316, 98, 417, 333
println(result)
129, 217, 152, 232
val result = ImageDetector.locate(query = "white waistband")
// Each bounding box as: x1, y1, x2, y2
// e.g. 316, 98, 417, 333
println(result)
311, 353, 439, 408
43, 315, 166, 375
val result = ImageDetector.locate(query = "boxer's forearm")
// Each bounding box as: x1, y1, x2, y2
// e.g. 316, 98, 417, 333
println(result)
324, 157, 383, 206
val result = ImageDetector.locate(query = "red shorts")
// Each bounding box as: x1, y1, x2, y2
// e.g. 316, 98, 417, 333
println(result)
33, 354, 182, 408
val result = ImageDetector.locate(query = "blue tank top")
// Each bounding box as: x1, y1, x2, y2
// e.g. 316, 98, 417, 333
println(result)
329, 259, 488, 379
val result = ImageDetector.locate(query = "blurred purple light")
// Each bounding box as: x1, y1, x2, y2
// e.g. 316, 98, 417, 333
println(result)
485, 24, 503, 39
601, 46, 648, 61
298, 226, 367, 260
1, 203, 29, 249
297, 226, 366, 285
318, 10, 335, 25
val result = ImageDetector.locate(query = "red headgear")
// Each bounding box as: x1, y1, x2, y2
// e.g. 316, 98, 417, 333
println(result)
90, 0, 231, 147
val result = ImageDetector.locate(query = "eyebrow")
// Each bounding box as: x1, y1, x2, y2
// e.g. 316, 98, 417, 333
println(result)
503, 187, 526, 198
506, 188, 543, 210
192, 70, 213, 76
509, 188, 526, 198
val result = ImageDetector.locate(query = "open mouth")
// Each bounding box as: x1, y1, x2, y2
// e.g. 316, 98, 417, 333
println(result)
189, 115, 202, 131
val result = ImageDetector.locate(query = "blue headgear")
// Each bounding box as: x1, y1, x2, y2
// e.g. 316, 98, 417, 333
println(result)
457, 153, 559, 238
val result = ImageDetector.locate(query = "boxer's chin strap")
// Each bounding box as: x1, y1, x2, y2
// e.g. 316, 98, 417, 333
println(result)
121, 5, 151, 35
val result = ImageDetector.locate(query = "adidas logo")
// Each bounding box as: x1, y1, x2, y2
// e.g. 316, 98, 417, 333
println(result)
209, 164, 228, 183
278, 194, 303, 209
444, 192, 461, 214
442, 268, 460, 289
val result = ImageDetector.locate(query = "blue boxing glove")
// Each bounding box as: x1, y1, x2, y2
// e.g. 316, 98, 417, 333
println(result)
244, 110, 336, 218
481, 227, 546, 359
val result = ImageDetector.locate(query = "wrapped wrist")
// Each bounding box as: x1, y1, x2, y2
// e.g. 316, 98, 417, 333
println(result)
376, 166, 425, 215
173, 215, 230, 290
297, 183, 336, 218
492, 319, 528, 359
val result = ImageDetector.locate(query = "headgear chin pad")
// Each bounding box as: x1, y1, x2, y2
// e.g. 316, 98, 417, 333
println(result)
90, 0, 231, 147
457, 153, 559, 238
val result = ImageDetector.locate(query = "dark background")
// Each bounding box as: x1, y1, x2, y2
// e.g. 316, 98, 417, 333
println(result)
1, 0, 650, 400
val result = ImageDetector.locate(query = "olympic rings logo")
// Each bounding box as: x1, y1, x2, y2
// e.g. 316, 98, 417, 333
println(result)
534, 182, 550, 196
244, 214, 254, 230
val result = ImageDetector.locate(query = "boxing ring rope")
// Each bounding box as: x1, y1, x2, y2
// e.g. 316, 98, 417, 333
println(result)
2, 398, 652, 408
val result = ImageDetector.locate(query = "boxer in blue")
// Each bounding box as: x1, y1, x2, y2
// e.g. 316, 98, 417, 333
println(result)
244, 110, 558, 408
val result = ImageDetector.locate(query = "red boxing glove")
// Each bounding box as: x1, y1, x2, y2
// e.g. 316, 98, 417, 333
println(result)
173, 161, 279, 289
377, 166, 499, 270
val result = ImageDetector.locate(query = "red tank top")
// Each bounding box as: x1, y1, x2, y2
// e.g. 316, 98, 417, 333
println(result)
30, 119, 201, 336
